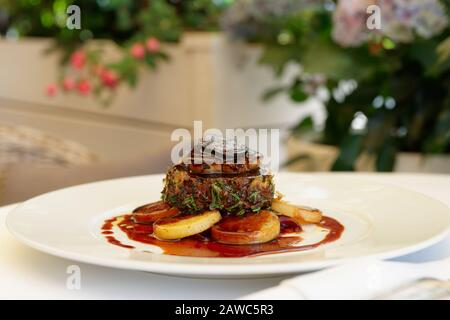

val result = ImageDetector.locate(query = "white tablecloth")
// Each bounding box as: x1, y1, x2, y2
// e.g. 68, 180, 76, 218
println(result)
1, 173, 449, 299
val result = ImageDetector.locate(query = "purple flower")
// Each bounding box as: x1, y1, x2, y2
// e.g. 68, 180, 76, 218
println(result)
332, 0, 448, 47
221, 0, 317, 40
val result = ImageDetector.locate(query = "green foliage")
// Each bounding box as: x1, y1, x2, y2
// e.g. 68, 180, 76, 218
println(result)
2, 0, 449, 170
292, 116, 314, 137
376, 138, 397, 172
331, 135, 363, 171
226, 0, 450, 171
1, 0, 229, 104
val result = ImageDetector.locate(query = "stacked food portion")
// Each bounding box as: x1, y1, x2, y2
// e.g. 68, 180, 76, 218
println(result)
132, 139, 323, 245
162, 141, 274, 215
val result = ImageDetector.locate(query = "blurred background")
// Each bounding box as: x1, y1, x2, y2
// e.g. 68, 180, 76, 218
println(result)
0, 0, 449, 205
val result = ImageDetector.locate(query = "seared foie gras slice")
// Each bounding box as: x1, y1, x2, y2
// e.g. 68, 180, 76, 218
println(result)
186, 137, 262, 176
153, 210, 221, 240
132, 201, 179, 224
211, 210, 280, 245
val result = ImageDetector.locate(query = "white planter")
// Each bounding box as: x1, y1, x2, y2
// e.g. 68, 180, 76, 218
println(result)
0, 33, 315, 161
0, 33, 312, 128
286, 138, 450, 173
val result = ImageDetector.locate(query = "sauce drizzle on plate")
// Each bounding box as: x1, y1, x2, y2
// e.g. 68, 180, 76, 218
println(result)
101, 211, 344, 258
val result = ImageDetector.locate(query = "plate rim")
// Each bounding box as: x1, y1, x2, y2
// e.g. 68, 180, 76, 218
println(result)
6, 173, 450, 277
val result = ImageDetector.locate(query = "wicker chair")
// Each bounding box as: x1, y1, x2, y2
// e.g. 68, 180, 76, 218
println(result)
0, 123, 98, 168
0, 123, 171, 205
0, 123, 99, 204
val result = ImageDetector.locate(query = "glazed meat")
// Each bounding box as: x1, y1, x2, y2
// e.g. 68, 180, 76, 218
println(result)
162, 164, 274, 215
162, 138, 275, 215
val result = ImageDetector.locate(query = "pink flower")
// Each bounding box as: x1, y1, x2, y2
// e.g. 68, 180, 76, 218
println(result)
146, 37, 160, 53
100, 69, 119, 88
77, 79, 91, 95
45, 83, 57, 96
130, 43, 145, 59
332, 0, 372, 47
62, 78, 75, 91
70, 50, 86, 70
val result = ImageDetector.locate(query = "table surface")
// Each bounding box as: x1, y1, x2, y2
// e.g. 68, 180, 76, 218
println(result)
1, 173, 449, 299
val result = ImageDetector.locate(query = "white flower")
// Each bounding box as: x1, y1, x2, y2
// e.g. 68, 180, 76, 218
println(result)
381, 0, 447, 41
413, 0, 448, 38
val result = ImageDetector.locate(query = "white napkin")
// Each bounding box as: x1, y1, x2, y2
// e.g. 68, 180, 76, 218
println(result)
241, 258, 450, 300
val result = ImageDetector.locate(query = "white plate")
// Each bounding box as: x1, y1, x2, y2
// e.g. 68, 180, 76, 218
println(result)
6, 173, 450, 278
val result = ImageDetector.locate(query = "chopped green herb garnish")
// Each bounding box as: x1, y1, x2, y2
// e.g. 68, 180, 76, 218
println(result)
230, 192, 241, 201
227, 202, 241, 211
183, 195, 198, 211
162, 193, 178, 204
210, 183, 224, 210
249, 191, 260, 202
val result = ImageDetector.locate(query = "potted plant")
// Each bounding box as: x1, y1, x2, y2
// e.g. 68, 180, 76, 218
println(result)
1, 0, 226, 103
223, 0, 450, 172
0, 0, 310, 131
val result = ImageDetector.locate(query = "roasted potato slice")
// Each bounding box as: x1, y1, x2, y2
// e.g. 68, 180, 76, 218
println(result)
211, 210, 280, 245
132, 201, 179, 224
271, 199, 322, 224
154, 210, 221, 240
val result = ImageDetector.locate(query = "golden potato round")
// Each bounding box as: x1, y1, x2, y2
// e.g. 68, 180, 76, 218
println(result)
153, 210, 221, 240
